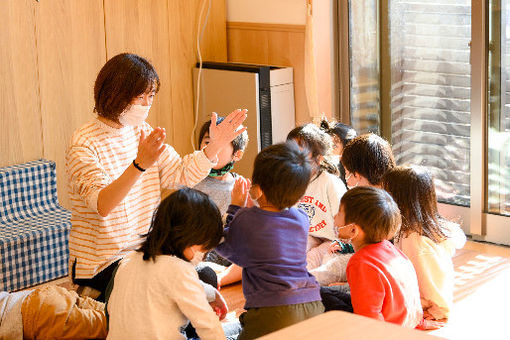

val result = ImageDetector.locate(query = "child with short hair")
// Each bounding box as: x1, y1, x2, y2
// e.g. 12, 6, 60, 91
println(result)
194, 116, 248, 287
216, 141, 324, 339
320, 119, 357, 186
382, 166, 466, 322
106, 188, 233, 340
287, 124, 350, 284
341, 133, 396, 188
335, 186, 423, 327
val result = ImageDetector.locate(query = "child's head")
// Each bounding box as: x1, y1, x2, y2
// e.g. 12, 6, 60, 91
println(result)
336, 186, 401, 245
198, 116, 249, 175
251, 141, 312, 210
94, 53, 160, 122
320, 120, 357, 156
341, 133, 395, 187
138, 187, 222, 262
286, 124, 337, 175
382, 166, 446, 243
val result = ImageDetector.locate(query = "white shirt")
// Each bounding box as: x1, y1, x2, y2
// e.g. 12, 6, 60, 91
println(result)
296, 171, 347, 240
107, 252, 225, 340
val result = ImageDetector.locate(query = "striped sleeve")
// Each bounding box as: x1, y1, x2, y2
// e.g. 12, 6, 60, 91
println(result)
157, 146, 215, 189
66, 144, 111, 214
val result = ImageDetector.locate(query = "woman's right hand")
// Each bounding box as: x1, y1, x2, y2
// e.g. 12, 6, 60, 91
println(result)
135, 127, 167, 170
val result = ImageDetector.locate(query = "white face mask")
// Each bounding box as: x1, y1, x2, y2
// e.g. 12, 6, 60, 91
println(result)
335, 223, 355, 244
119, 104, 151, 127
190, 250, 205, 266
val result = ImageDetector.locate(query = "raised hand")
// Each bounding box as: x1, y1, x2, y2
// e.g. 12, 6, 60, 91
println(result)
135, 127, 167, 170
231, 177, 250, 207
204, 109, 247, 162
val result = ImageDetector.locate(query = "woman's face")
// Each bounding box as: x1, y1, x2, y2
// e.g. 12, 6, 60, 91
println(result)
131, 90, 156, 107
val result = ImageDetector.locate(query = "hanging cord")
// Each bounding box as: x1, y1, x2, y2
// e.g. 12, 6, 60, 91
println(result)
191, 0, 212, 150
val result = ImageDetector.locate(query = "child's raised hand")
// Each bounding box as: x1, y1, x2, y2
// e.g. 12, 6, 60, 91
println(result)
329, 240, 341, 254
231, 177, 250, 207
209, 288, 228, 321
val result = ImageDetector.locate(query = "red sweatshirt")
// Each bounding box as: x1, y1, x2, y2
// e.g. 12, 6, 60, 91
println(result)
346, 240, 423, 327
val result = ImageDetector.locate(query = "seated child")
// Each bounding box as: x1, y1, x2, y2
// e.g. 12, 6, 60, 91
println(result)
106, 188, 234, 340
341, 133, 396, 188
382, 166, 466, 322
287, 124, 350, 285
216, 141, 324, 339
335, 186, 423, 327
194, 116, 248, 287
0, 285, 106, 339
320, 119, 357, 186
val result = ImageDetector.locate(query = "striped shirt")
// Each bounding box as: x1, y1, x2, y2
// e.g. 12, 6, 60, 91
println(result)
66, 118, 214, 279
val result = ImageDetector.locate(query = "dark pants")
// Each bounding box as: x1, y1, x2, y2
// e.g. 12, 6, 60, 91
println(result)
72, 260, 120, 303
238, 300, 324, 340
320, 284, 353, 312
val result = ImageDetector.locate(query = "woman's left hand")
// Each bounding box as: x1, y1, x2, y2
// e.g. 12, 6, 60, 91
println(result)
204, 109, 247, 162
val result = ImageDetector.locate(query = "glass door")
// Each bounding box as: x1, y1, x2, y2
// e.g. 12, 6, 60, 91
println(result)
343, 0, 510, 245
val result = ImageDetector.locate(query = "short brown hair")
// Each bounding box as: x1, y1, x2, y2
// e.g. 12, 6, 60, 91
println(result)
252, 141, 312, 210
341, 133, 395, 185
94, 53, 160, 121
341, 186, 401, 244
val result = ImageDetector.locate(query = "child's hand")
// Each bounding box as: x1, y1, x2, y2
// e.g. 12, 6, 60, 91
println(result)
209, 288, 228, 321
329, 241, 341, 253
231, 177, 250, 207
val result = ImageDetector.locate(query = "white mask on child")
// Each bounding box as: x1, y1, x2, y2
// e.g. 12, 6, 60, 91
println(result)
190, 250, 205, 266
335, 223, 355, 244
119, 104, 151, 127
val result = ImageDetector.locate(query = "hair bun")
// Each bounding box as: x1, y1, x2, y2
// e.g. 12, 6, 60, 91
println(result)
320, 119, 330, 130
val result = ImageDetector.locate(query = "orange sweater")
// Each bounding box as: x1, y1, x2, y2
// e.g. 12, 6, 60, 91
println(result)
66, 118, 213, 279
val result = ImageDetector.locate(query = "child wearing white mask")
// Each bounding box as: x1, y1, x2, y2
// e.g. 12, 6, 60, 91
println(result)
66, 53, 247, 301
106, 188, 239, 340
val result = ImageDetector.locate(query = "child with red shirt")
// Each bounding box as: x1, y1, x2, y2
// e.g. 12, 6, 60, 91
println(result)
335, 186, 423, 328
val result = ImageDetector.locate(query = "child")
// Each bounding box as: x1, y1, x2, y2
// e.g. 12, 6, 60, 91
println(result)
0, 285, 106, 339
194, 116, 248, 287
382, 166, 466, 322
106, 188, 233, 340
341, 133, 396, 188
216, 141, 324, 339
335, 186, 423, 327
287, 124, 350, 284
320, 119, 357, 186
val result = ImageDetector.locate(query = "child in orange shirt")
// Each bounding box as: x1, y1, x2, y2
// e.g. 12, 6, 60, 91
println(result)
335, 186, 423, 327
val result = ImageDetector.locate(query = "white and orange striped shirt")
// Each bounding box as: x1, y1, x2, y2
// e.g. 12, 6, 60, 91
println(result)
66, 118, 214, 279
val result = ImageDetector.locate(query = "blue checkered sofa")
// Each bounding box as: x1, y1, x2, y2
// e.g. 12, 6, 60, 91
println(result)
0, 159, 71, 292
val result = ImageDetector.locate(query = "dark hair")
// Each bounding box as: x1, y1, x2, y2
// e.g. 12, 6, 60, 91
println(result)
341, 186, 401, 244
320, 120, 357, 147
94, 53, 160, 122
287, 124, 338, 176
138, 188, 222, 262
198, 116, 249, 153
341, 133, 396, 186
382, 166, 447, 244
252, 141, 312, 210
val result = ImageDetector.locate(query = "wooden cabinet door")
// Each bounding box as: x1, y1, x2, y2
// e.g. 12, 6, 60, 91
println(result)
0, 1, 42, 167
35, 0, 106, 208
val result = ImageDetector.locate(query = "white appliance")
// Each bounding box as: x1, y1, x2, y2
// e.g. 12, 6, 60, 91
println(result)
193, 62, 295, 178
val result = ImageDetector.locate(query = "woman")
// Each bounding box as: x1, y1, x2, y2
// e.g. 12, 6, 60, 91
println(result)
66, 53, 246, 300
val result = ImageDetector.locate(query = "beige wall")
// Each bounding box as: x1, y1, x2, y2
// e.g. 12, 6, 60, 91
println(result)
226, 0, 336, 119
1, 0, 227, 209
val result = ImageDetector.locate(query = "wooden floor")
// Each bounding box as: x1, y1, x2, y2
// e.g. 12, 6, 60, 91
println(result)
25, 240, 510, 339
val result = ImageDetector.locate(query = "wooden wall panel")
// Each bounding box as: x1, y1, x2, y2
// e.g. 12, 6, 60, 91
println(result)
226, 22, 308, 125
104, 0, 227, 155
0, 1, 42, 167
35, 0, 107, 209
